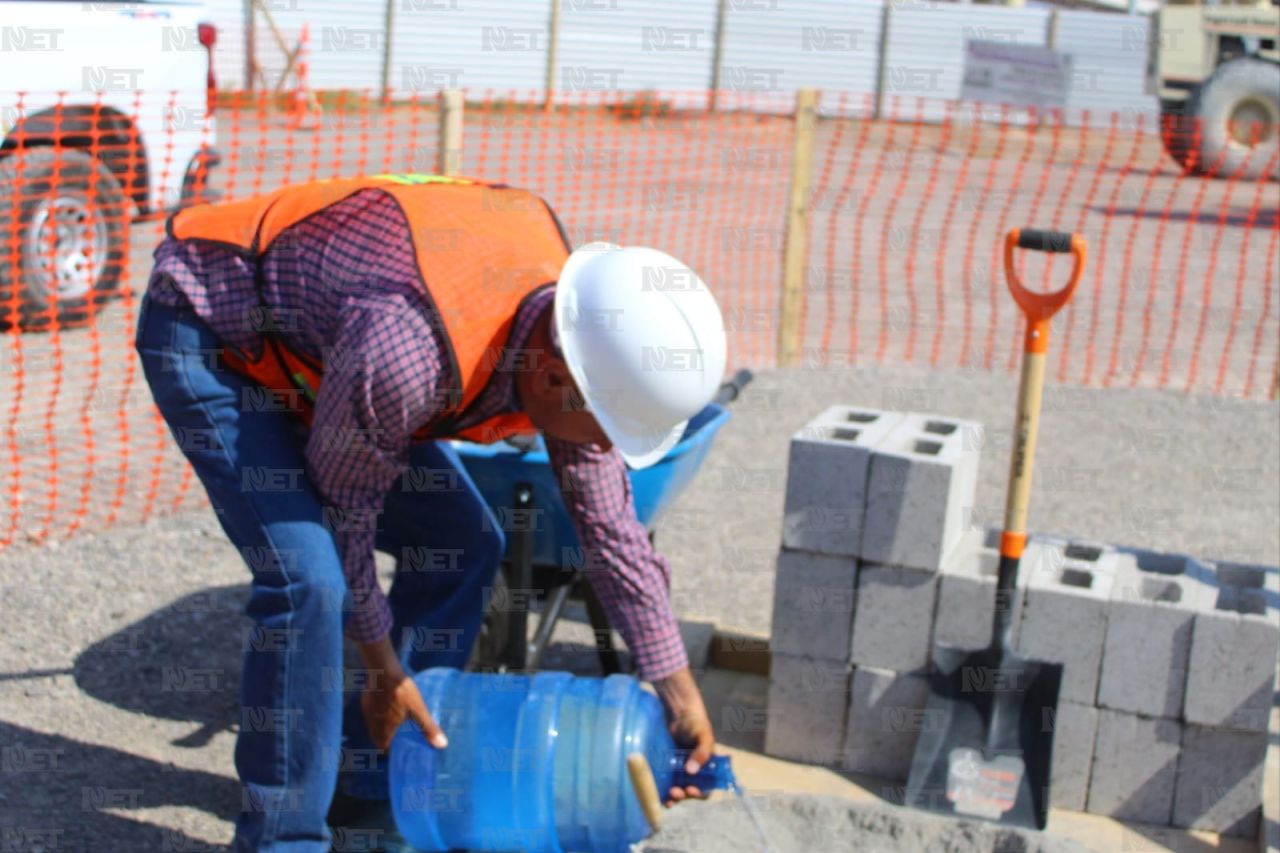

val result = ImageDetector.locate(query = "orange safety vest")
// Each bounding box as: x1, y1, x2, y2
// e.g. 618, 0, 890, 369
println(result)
167, 173, 571, 444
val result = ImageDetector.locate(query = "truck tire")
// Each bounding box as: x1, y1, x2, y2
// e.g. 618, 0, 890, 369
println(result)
1159, 99, 1197, 173
1186, 58, 1280, 181
0, 147, 130, 330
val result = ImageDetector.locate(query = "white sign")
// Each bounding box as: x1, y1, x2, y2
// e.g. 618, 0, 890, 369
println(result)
960, 40, 1072, 110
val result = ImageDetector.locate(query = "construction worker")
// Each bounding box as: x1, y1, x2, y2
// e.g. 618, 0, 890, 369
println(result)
134, 174, 728, 851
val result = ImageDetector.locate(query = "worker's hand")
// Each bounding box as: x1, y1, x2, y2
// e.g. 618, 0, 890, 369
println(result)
653, 667, 715, 806
356, 637, 447, 752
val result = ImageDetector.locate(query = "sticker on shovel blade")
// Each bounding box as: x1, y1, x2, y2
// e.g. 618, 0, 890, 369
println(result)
944, 748, 1024, 820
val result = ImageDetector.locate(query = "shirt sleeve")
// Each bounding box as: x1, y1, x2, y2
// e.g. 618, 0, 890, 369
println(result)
305, 294, 449, 644
544, 436, 688, 681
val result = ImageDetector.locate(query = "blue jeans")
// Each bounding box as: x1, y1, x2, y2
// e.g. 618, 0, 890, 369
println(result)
135, 294, 504, 851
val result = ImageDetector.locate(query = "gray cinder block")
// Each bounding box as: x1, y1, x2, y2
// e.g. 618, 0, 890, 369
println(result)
1014, 539, 1119, 704
850, 565, 938, 672
860, 413, 982, 573
770, 549, 858, 663
1183, 561, 1280, 733
933, 527, 1040, 654
1172, 725, 1266, 838
841, 667, 932, 782
764, 654, 852, 766
782, 406, 903, 558
1086, 709, 1182, 825
1097, 550, 1213, 718
1045, 701, 1098, 812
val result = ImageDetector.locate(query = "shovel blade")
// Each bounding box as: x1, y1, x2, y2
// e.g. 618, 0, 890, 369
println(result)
904, 644, 1063, 830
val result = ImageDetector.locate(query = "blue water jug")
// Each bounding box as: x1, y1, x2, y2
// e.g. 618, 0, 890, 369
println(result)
388, 668, 736, 853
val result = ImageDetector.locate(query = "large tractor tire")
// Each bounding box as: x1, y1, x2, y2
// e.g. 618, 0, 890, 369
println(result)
0, 147, 130, 330
1185, 58, 1280, 181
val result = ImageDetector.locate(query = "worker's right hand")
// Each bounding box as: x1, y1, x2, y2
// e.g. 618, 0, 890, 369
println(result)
355, 637, 448, 752
361, 670, 448, 752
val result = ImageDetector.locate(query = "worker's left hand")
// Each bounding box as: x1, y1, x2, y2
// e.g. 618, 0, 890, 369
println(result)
653, 667, 715, 806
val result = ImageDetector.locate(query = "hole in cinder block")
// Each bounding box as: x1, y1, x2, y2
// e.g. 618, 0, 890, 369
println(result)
1140, 577, 1183, 603
828, 427, 862, 442
913, 439, 942, 455
1216, 588, 1266, 615
1059, 568, 1094, 589
845, 411, 879, 424
1134, 551, 1185, 576
1217, 563, 1264, 589
982, 528, 1000, 549
1064, 543, 1103, 562
924, 420, 957, 436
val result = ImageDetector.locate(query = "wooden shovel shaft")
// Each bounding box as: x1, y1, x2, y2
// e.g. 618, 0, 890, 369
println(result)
627, 753, 664, 833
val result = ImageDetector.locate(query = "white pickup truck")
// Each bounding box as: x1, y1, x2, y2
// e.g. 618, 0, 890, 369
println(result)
0, 0, 219, 328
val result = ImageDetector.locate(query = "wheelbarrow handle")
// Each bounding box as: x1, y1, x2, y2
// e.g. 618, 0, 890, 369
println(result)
713, 368, 754, 407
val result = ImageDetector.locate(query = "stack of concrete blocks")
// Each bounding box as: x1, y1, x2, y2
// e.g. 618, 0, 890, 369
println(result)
764, 404, 1279, 840
1087, 553, 1279, 837
766, 405, 984, 780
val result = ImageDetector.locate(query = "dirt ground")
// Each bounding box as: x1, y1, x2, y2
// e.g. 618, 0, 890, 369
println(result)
0, 359, 1276, 849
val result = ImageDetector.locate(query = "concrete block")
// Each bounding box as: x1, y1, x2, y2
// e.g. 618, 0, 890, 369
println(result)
1097, 549, 1214, 718
850, 565, 937, 672
1172, 725, 1266, 838
841, 667, 931, 782
1183, 561, 1280, 733
860, 413, 982, 573
1046, 701, 1098, 812
770, 549, 858, 662
1014, 539, 1120, 704
1086, 709, 1182, 825
932, 527, 1036, 654
782, 407, 903, 558
764, 653, 852, 766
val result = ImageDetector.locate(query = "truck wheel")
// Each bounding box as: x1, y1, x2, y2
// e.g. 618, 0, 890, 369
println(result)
0, 147, 130, 330
1159, 99, 1197, 173
1187, 58, 1280, 181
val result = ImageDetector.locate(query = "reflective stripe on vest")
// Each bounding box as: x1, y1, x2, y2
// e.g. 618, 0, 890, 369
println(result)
167, 174, 570, 444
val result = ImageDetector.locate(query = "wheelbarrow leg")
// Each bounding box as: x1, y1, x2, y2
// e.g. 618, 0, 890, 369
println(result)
504, 482, 535, 672
526, 570, 576, 671
580, 578, 623, 675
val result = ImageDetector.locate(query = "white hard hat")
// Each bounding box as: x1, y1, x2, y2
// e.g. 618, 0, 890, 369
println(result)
553, 243, 727, 469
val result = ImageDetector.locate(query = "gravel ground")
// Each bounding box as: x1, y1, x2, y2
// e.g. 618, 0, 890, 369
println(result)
635, 792, 1093, 853
0, 363, 1276, 849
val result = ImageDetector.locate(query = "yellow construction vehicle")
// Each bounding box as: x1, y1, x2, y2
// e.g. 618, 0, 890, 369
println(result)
1151, 0, 1279, 179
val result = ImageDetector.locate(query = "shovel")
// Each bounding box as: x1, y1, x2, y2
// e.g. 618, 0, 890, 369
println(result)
904, 228, 1087, 831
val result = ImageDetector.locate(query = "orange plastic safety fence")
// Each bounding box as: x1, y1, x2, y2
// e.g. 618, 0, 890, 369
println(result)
0, 88, 1276, 550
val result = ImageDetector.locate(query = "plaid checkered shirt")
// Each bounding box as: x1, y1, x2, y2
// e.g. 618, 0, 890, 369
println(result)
146, 188, 688, 680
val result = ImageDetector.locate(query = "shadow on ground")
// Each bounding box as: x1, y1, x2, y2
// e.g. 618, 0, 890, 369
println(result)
74, 584, 249, 749
0, 718, 237, 850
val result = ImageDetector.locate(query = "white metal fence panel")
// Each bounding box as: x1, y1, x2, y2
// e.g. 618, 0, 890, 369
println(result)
556, 0, 719, 109
389, 0, 550, 101
208, 0, 248, 92
1055, 10, 1159, 127
882, 3, 1051, 121
718, 0, 884, 117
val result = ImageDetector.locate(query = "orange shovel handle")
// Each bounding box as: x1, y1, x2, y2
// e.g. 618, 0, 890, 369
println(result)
1004, 229, 1087, 354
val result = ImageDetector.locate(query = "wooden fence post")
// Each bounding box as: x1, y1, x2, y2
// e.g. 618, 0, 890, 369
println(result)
436, 88, 464, 175
708, 0, 729, 112
544, 0, 562, 110
778, 88, 818, 369
380, 0, 396, 105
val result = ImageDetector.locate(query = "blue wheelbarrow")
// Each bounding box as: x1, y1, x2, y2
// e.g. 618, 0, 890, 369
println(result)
455, 369, 752, 674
